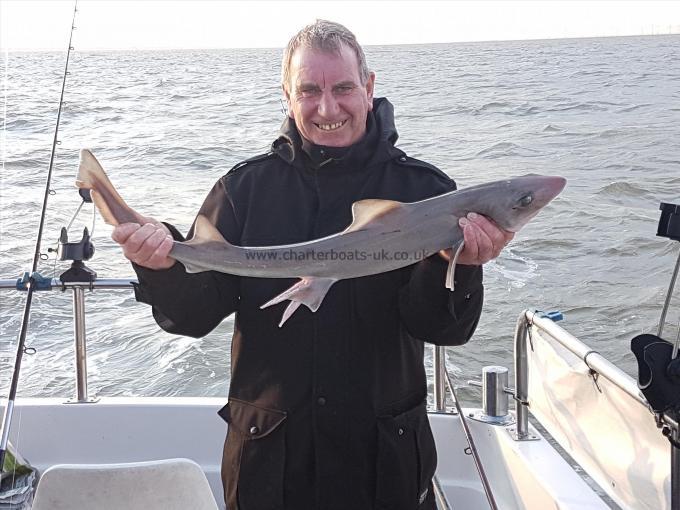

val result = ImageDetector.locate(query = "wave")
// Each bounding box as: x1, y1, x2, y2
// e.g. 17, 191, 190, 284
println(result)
4, 156, 46, 168
542, 124, 563, 133
597, 129, 623, 139
470, 102, 540, 116
485, 248, 539, 289
597, 181, 652, 198
475, 142, 542, 159
546, 102, 608, 113
618, 104, 651, 113
569, 69, 611, 78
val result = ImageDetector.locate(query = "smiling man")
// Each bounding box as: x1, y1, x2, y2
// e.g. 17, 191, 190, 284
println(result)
114, 20, 512, 510
283, 39, 375, 148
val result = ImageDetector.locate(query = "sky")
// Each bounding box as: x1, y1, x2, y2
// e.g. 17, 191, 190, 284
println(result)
1, 0, 679, 51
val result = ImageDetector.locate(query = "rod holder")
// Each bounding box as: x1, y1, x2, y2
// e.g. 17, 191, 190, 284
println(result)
469, 366, 515, 425
482, 366, 509, 418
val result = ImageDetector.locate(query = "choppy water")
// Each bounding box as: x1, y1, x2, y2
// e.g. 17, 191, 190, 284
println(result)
1, 35, 679, 402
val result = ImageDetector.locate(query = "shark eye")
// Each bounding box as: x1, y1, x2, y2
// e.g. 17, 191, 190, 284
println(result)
518, 194, 533, 207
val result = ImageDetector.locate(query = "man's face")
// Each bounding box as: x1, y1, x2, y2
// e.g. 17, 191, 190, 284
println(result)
284, 44, 375, 147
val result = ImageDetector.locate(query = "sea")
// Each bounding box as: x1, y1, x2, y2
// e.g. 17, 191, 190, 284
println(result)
1, 35, 679, 403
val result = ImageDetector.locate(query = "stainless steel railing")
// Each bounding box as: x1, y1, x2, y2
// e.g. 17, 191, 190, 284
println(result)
1, 277, 137, 402
433, 345, 447, 411
513, 309, 680, 509
3, 276, 468, 414
512, 309, 653, 438
512, 309, 649, 439
4, 275, 460, 506
431, 309, 660, 436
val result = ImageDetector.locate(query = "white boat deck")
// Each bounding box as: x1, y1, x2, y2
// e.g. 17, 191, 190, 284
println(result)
2, 396, 609, 509
0, 310, 673, 509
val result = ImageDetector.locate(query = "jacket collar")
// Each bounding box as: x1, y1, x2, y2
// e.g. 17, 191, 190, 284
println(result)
271, 97, 404, 170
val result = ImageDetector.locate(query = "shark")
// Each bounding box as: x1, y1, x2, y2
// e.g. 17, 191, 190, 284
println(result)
76, 149, 566, 326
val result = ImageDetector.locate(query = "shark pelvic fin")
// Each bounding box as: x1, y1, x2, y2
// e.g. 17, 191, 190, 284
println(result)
344, 199, 405, 233
261, 277, 338, 327
185, 214, 230, 246
445, 240, 465, 291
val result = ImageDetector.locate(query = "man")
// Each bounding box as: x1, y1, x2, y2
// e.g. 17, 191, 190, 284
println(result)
113, 20, 512, 510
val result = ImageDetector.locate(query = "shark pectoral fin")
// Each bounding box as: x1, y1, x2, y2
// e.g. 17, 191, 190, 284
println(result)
344, 199, 405, 233
445, 241, 465, 291
260, 277, 338, 327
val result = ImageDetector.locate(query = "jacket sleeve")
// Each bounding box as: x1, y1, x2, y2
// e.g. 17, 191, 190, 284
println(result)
399, 253, 484, 346
131, 177, 240, 338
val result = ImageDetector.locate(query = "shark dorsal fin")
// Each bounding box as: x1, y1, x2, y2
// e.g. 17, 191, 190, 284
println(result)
186, 214, 229, 245
344, 199, 405, 233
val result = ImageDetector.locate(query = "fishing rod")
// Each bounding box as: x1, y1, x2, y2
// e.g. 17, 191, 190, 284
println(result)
0, 1, 79, 470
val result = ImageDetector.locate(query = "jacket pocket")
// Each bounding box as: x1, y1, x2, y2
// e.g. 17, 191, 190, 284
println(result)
375, 401, 437, 510
218, 398, 287, 510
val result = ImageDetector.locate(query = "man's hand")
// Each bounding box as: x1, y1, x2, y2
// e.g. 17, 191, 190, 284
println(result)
111, 218, 176, 270
441, 213, 515, 265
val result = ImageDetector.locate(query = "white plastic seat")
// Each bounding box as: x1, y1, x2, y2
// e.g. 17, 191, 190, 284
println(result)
32, 458, 219, 510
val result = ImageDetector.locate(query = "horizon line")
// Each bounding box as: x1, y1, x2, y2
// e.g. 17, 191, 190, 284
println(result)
3, 31, 679, 54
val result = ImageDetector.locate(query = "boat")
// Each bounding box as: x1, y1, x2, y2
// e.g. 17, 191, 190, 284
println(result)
2, 5, 678, 508
0, 264, 675, 508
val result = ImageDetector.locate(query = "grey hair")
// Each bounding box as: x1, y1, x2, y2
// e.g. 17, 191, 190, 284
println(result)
281, 19, 370, 92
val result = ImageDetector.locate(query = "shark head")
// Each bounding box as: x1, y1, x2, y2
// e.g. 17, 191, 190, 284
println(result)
477, 174, 566, 233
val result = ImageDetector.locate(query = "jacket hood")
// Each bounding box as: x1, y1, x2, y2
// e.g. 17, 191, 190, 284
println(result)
271, 97, 403, 169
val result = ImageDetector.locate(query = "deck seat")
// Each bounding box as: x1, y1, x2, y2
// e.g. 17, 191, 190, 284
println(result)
31, 458, 219, 510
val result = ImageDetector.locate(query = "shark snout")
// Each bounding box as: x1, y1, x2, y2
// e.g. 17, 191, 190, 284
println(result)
499, 175, 567, 232
541, 176, 567, 201
529, 175, 567, 207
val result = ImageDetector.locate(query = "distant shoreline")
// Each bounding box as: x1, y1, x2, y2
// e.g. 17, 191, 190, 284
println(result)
4, 32, 679, 54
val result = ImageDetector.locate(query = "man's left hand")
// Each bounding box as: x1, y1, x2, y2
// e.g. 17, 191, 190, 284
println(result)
441, 213, 515, 265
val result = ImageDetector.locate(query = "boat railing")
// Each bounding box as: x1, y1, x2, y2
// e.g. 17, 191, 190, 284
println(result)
429, 308, 667, 434
1, 275, 459, 508
508, 309, 674, 509
2, 275, 472, 416
0, 277, 137, 403
1, 277, 663, 434
3, 275, 675, 508
509, 308, 676, 432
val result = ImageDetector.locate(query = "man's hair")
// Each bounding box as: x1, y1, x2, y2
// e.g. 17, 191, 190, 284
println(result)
281, 19, 370, 92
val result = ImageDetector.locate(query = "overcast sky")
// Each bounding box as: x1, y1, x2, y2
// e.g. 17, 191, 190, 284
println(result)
1, 0, 679, 51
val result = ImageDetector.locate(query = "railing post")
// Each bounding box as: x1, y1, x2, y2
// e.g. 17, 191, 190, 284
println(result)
513, 311, 531, 439
72, 286, 89, 402
433, 345, 446, 411
673, 425, 680, 510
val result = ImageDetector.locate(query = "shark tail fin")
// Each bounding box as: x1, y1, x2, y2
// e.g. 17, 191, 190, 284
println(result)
260, 277, 337, 327
76, 148, 143, 226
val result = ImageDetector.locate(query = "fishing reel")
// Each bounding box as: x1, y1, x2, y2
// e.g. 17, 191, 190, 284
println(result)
631, 203, 680, 439
53, 188, 97, 284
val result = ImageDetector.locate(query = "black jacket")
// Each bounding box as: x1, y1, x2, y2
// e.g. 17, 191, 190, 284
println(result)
133, 98, 483, 510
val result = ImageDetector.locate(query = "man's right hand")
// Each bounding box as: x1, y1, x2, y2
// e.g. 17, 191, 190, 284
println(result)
111, 220, 176, 270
